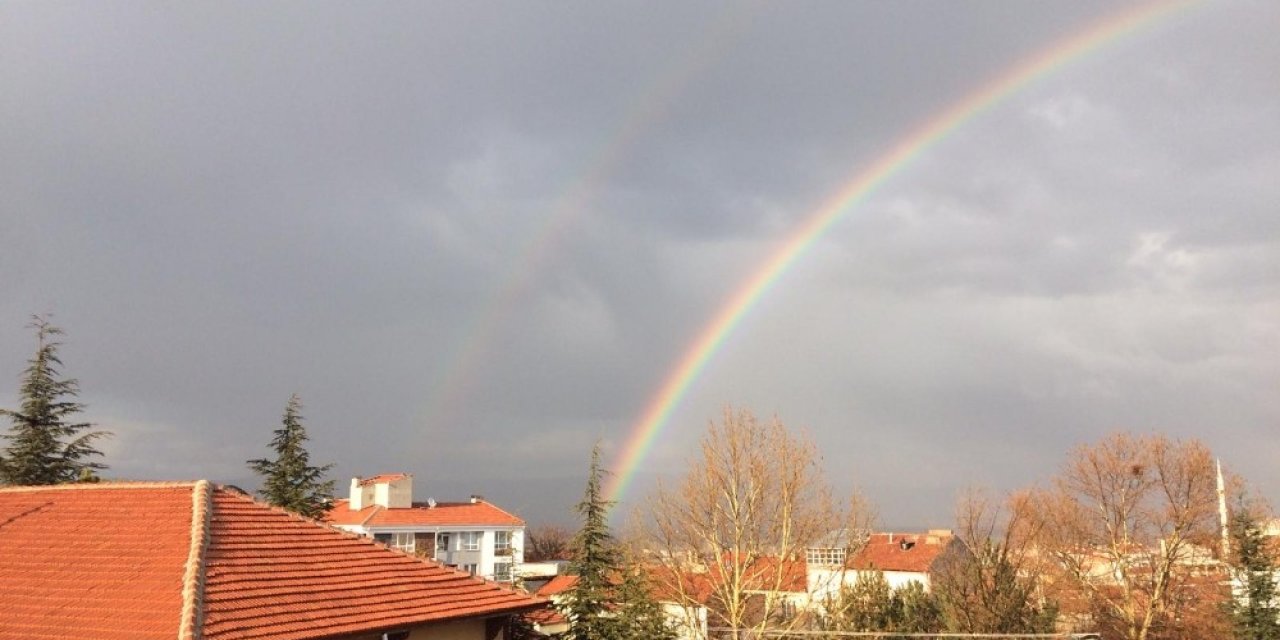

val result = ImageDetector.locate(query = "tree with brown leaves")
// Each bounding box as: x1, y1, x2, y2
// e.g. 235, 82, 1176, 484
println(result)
932, 488, 1057, 634
526, 524, 574, 562
1029, 433, 1229, 640
643, 407, 874, 638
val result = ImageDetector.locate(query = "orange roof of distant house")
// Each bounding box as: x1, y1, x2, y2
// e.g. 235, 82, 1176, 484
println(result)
358, 473, 410, 486
536, 574, 580, 597
0, 482, 542, 640
647, 566, 717, 604
738, 556, 808, 593
327, 498, 524, 527
524, 605, 568, 627
848, 532, 956, 573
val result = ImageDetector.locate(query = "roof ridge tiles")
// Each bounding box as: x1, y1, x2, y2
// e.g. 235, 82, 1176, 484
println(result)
179, 480, 212, 640
0, 480, 200, 493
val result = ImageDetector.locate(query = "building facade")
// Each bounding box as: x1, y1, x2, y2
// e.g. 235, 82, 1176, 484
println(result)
328, 473, 526, 583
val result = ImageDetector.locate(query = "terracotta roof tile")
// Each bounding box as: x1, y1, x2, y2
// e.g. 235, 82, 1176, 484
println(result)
524, 605, 567, 626
357, 473, 409, 486
0, 482, 544, 640
0, 483, 195, 640
535, 574, 579, 597
848, 532, 956, 573
326, 499, 523, 528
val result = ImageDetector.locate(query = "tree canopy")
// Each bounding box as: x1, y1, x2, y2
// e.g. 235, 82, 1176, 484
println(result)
1230, 505, 1280, 640
247, 394, 335, 518
0, 316, 109, 485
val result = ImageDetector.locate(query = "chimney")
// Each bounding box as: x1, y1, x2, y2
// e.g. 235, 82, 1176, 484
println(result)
349, 478, 364, 511
470, 494, 483, 504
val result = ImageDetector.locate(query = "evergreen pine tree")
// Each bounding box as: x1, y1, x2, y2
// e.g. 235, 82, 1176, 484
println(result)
570, 442, 629, 640
824, 571, 897, 631
1231, 509, 1280, 639
614, 563, 677, 640
566, 444, 623, 640
563, 445, 676, 640
247, 394, 335, 518
0, 316, 108, 485
895, 580, 943, 634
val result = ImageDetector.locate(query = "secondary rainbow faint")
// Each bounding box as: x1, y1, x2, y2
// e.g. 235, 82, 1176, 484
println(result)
416, 3, 763, 437
604, 0, 1201, 502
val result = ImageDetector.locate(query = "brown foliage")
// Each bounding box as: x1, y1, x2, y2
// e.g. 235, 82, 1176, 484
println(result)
932, 488, 1057, 634
525, 524, 574, 562
1027, 432, 1229, 640
642, 406, 874, 636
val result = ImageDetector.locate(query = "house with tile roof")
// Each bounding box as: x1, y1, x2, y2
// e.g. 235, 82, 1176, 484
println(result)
327, 473, 525, 584
806, 529, 967, 602
533, 570, 708, 640
0, 481, 546, 640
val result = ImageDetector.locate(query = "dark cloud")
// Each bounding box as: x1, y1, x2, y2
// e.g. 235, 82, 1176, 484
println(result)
1, 1, 1276, 525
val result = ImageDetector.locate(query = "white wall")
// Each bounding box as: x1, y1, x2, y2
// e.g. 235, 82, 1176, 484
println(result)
345, 617, 492, 640
407, 617, 491, 640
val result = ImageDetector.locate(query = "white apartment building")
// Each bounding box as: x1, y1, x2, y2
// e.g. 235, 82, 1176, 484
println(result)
326, 473, 525, 583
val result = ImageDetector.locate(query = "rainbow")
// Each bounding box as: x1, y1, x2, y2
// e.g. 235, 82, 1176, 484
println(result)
416, 3, 761, 435
604, 0, 1200, 502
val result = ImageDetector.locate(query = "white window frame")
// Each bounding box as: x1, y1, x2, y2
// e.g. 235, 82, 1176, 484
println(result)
437, 532, 451, 552
391, 532, 415, 553
460, 531, 482, 551
806, 547, 846, 566
493, 561, 512, 582
494, 530, 511, 553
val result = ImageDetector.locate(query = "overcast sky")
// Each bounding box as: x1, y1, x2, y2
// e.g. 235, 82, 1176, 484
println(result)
2, 1, 1276, 527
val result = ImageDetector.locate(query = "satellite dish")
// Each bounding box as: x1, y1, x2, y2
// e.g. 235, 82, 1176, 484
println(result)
427, 497, 437, 508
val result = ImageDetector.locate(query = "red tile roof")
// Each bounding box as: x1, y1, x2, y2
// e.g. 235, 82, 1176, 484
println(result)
535, 574, 579, 597
647, 566, 716, 605
0, 483, 195, 640
737, 556, 808, 593
0, 481, 543, 640
848, 532, 956, 573
327, 498, 524, 528
524, 605, 568, 627
357, 473, 409, 486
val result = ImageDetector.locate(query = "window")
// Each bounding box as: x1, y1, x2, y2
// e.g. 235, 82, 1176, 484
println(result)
494, 530, 511, 553
806, 547, 846, 566
436, 532, 451, 552
391, 532, 415, 553
460, 531, 482, 551
462, 563, 478, 576
373, 533, 392, 545
493, 561, 513, 582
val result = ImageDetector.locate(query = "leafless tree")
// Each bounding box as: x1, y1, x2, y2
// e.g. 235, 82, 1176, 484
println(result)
525, 524, 574, 562
932, 488, 1057, 634
642, 406, 874, 639
1027, 432, 1229, 640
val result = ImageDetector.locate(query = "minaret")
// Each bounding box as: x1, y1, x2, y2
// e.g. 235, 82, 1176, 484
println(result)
1217, 458, 1230, 558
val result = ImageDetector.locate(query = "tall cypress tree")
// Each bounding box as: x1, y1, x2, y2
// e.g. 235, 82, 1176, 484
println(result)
614, 560, 677, 640
1231, 509, 1280, 639
247, 394, 335, 518
0, 316, 108, 485
566, 444, 623, 640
